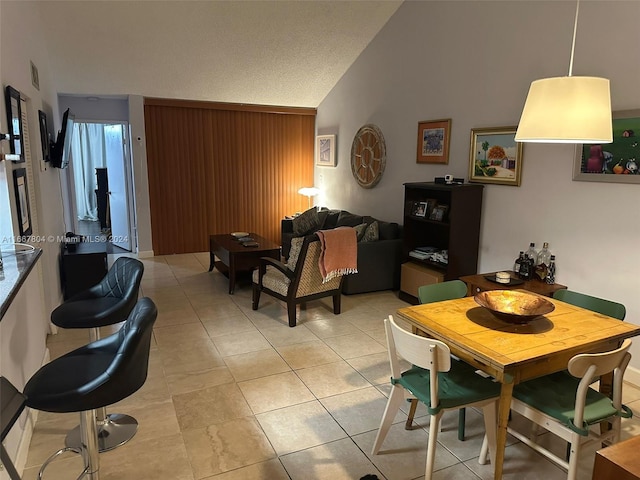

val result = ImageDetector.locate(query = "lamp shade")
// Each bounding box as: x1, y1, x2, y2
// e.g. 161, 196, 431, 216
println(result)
514, 76, 612, 144
298, 187, 320, 197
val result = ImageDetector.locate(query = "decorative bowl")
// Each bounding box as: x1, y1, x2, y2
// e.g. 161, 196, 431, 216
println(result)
474, 290, 555, 324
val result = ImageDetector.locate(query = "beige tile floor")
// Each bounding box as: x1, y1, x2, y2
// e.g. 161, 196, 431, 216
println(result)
20, 252, 640, 480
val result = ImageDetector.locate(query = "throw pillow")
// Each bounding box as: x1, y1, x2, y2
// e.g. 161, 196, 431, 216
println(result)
293, 208, 321, 236
336, 211, 364, 227
353, 223, 367, 241
361, 221, 379, 242
287, 237, 304, 270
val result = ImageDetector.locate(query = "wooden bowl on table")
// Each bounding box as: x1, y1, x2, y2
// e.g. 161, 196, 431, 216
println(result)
474, 290, 555, 324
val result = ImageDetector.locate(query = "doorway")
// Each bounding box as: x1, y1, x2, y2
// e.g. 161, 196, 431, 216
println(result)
69, 121, 135, 252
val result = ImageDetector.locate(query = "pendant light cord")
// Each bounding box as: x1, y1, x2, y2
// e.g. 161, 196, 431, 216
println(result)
568, 0, 580, 77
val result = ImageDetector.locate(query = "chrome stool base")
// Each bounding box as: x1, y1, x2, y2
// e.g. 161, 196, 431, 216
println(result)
65, 413, 138, 453
39, 409, 99, 480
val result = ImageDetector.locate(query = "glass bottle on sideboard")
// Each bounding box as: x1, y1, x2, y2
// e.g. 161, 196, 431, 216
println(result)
536, 242, 551, 280
545, 255, 556, 284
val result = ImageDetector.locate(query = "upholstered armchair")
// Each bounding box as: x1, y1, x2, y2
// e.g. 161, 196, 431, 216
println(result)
252, 234, 344, 327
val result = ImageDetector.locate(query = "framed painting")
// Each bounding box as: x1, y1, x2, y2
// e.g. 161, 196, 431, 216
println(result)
4, 86, 25, 163
469, 126, 523, 186
13, 168, 32, 237
573, 109, 640, 184
417, 119, 451, 164
316, 134, 336, 167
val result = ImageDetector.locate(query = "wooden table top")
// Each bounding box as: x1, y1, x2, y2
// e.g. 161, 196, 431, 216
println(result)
396, 294, 640, 383
209, 233, 280, 253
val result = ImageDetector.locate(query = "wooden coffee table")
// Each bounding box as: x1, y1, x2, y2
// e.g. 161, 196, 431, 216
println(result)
209, 233, 280, 294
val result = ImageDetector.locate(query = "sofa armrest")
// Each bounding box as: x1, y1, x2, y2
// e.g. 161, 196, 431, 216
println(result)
342, 238, 403, 294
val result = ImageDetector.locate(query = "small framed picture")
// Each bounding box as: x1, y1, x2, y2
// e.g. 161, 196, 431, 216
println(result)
13, 168, 32, 236
412, 201, 428, 217
469, 126, 523, 186
429, 204, 449, 222
417, 119, 451, 164
316, 134, 336, 167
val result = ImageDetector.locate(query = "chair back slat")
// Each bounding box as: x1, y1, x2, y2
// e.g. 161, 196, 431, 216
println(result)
553, 289, 626, 320
386, 315, 451, 373
568, 339, 632, 379
418, 280, 467, 305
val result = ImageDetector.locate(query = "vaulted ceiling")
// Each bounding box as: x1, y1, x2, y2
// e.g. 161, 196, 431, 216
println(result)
35, 0, 402, 107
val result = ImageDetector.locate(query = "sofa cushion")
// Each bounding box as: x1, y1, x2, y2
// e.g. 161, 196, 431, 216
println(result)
293, 208, 321, 236
322, 209, 342, 229
353, 223, 367, 241
361, 221, 379, 242
336, 211, 364, 227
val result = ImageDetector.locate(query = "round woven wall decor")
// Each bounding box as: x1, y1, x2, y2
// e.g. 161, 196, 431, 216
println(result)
350, 124, 386, 189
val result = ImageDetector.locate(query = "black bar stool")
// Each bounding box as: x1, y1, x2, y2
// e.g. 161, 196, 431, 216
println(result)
24, 297, 157, 480
50, 256, 144, 452
1, 376, 27, 480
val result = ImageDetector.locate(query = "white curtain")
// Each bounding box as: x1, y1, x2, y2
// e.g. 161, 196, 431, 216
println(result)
71, 123, 107, 221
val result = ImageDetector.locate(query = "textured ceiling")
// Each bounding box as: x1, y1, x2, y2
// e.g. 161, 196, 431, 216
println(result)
35, 0, 402, 107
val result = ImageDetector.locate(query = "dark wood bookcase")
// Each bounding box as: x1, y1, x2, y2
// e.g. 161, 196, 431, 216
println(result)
401, 182, 483, 302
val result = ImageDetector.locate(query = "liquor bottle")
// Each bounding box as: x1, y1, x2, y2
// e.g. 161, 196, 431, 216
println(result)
545, 255, 556, 284
525, 242, 538, 265
514, 251, 525, 276
535, 242, 551, 280
519, 253, 531, 280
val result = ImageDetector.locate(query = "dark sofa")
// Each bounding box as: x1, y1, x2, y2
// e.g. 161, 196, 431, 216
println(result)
281, 208, 402, 295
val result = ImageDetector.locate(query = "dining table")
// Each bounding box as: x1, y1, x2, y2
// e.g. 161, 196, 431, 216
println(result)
395, 293, 640, 480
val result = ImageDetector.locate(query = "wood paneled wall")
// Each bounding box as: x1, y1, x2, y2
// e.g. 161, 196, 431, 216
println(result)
144, 99, 316, 255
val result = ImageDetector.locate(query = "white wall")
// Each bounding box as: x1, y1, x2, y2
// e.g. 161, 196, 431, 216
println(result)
316, 1, 640, 372
1, 1, 66, 314
1, 2, 62, 474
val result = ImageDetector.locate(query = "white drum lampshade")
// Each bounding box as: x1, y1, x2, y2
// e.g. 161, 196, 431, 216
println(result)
515, 76, 612, 144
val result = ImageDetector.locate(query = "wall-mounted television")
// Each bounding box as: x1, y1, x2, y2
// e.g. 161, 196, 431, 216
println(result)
50, 108, 75, 168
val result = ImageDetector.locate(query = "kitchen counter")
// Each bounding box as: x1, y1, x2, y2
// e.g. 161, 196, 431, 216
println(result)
0, 247, 43, 320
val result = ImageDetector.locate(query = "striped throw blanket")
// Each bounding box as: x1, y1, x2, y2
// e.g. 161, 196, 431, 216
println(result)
316, 227, 358, 283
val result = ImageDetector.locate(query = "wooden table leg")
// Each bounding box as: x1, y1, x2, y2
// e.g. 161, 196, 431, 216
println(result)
495, 380, 514, 480
228, 255, 236, 294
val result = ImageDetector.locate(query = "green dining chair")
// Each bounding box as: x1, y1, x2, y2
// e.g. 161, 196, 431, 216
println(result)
553, 288, 626, 460
506, 340, 633, 480
406, 280, 469, 440
553, 289, 626, 320
372, 315, 500, 480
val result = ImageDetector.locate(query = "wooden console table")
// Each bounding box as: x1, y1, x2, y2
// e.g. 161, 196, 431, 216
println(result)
459, 271, 566, 298
209, 233, 280, 294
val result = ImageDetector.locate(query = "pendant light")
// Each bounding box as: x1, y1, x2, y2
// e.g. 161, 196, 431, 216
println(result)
514, 0, 612, 144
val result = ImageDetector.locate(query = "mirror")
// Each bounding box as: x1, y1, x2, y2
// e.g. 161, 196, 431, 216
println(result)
4, 86, 25, 162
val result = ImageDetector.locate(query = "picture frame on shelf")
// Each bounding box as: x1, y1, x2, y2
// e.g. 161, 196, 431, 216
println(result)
469, 126, 523, 186
573, 109, 640, 184
417, 118, 451, 164
429, 204, 449, 222
13, 168, 32, 237
316, 134, 336, 167
411, 201, 428, 217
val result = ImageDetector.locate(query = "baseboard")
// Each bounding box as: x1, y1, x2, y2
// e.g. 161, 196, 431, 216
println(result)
137, 250, 155, 258
624, 365, 640, 389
